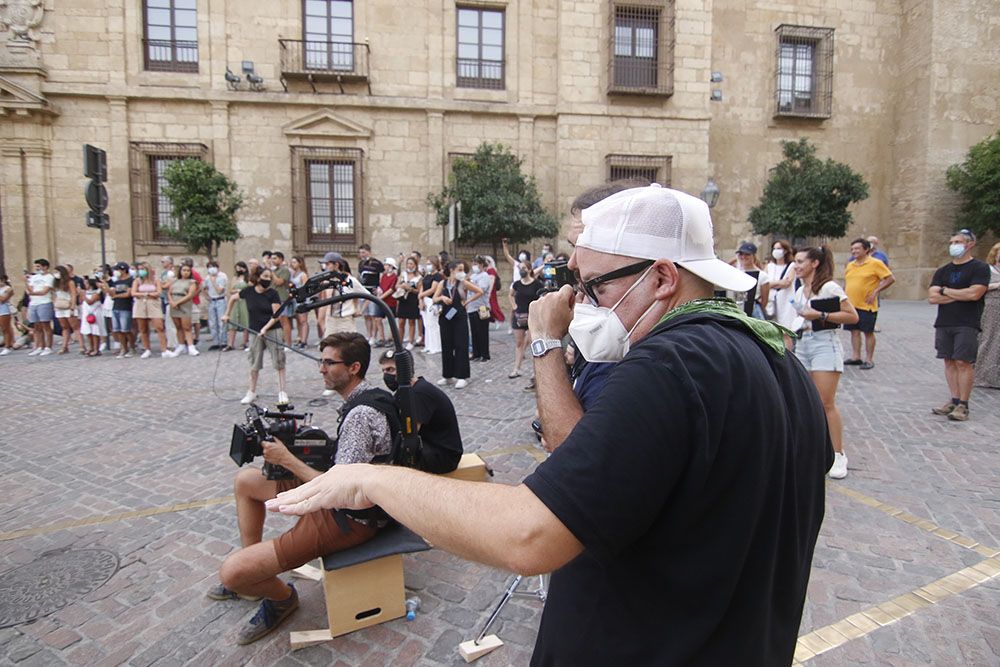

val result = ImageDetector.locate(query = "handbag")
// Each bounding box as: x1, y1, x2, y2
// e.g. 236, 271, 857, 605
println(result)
478, 305, 490, 320
515, 312, 529, 327
86, 313, 97, 324
54, 297, 71, 310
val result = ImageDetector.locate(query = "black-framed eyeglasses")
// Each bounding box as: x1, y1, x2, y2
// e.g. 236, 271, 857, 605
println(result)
577, 259, 654, 303
318, 359, 348, 368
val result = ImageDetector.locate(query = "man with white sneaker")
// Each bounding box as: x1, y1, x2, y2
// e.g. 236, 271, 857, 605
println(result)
26, 258, 55, 356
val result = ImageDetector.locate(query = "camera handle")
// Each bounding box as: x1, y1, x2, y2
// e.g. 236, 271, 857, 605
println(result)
294, 290, 421, 468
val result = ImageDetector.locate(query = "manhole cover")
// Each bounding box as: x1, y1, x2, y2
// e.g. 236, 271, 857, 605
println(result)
0, 548, 119, 628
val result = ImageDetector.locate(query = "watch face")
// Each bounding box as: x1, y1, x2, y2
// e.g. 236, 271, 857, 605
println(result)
530, 340, 544, 356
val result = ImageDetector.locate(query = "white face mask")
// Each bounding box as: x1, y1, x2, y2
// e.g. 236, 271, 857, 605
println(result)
112, 270, 122, 280
471, 265, 481, 274
208, 267, 218, 275
949, 243, 967, 258
454, 271, 467, 281
568, 265, 656, 363
518, 254, 528, 262
772, 248, 784, 260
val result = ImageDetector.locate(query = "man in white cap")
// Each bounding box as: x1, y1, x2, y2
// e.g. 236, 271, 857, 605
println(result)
263, 185, 832, 666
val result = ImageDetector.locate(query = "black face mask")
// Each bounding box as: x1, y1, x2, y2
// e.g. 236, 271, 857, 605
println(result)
258, 279, 272, 289
383, 372, 399, 392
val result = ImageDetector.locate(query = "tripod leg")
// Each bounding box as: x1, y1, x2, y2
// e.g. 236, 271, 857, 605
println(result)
474, 575, 523, 644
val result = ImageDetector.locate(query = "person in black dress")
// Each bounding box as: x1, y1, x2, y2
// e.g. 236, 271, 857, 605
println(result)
509, 261, 543, 378
395, 255, 422, 350
432, 261, 483, 389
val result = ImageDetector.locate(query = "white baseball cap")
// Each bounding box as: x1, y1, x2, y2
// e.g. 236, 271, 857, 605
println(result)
578, 184, 756, 292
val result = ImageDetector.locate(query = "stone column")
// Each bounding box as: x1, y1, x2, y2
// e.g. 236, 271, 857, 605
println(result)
210, 100, 236, 268
426, 110, 444, 249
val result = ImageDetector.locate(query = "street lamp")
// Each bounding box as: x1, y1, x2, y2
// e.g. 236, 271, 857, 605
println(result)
700, 178, 720, 209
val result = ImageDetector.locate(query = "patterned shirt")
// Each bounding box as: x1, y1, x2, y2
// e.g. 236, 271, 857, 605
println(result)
335, 381, 393, 465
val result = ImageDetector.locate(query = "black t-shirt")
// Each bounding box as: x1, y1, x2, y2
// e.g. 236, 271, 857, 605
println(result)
421, 273, 441, 293
240, 286, 280, 332
930, 259, 991, 330
512, 279, 543, 314
358, 258, 384, 291
523, 313, 831, 667
110, 278, 134, 311
410, 377, 463, 469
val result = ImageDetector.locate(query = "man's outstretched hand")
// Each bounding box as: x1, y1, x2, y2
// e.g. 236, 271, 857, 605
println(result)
265, 464, 377, 515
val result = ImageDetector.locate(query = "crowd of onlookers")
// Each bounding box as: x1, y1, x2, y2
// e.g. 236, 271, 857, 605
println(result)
0, 243, 569, 390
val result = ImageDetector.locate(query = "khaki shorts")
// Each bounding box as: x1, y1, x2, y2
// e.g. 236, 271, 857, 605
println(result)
249, 332, 286, 371
273, 480, 378, 571
132, 296, 163, 319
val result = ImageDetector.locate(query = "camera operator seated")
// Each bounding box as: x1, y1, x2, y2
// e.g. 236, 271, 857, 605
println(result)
208, 332, 393, 645
378, 349, 463, 473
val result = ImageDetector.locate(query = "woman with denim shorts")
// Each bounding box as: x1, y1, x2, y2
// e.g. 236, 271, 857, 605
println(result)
791, 246, 859, 480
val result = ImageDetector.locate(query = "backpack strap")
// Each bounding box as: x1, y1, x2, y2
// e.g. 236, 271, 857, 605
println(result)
338, 388, 402, 465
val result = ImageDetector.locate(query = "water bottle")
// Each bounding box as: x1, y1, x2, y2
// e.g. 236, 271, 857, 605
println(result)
405, 596, 421, 621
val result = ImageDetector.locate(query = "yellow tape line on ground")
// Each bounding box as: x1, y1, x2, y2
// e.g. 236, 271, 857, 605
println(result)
0, 495, 235, 542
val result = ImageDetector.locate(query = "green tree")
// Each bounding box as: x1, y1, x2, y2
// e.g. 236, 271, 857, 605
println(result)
946, 130, 1000, 238
426, 142, 558, 245
162, 158, 243, 259
749, 138, 869, 240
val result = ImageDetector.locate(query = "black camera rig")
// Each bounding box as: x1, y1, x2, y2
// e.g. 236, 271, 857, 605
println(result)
289, 269, 422, 468
230, 402, 336, 480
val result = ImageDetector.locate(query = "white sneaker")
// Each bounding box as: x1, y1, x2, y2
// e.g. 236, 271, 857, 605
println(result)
368, 337, 377, 346
322, 389, 335, 397
436, 378, 449, 386
0, 348, 9, 356
160, 351, 170, 358
188, 346, 199, 356
115, 352, 125, 359
122, 352, 133, 359
174, 345, 187, 355
40, 348, 52, 356
828, 452, 848, 479
99, 343, 107, 352
455, 379, 468, 389
240, 391, 257, 405
405, 342, 414, 351
28, 348, 41, 356
140, 350, 152, 359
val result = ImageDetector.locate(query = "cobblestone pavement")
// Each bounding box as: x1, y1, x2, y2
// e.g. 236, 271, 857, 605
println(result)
1, 301, 998, 666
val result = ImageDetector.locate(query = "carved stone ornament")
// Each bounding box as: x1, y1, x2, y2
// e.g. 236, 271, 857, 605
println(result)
1, 0, 45, 42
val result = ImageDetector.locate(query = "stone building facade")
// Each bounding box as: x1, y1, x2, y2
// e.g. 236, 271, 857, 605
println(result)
1, 0, 997, 298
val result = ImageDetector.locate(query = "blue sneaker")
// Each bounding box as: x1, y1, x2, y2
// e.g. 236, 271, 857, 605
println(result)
205, 582, 260, 602
235, 583, 299, 645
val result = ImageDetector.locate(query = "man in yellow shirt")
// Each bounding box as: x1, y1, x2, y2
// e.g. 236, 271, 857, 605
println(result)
844, 237, 895, 369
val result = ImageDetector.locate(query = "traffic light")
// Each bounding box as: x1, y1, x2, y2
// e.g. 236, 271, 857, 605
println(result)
84, 144, 109, 230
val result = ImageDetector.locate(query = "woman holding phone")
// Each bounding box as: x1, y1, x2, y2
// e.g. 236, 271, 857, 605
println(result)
791, 246, 859, 480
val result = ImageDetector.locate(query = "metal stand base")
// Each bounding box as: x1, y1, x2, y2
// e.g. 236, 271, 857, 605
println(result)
472, 573, 548, 645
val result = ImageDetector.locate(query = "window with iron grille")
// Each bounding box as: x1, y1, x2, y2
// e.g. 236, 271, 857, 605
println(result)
129, 142, 209, 245
774, 25, 834, 119
143, 0, 198, 73
606, 154, 672, 186
456, 7, 505, 90
292, 146, 363, 252
303, 0, 355, 71
609, 2, 674, 96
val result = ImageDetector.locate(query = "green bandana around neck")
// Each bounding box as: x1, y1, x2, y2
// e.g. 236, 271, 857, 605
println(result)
655, 297, 795, 356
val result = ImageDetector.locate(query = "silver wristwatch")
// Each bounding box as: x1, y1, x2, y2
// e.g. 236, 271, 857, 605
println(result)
530, 338, 562, 357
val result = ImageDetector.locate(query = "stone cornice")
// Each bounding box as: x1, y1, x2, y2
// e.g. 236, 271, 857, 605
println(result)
0, 73, 57, 118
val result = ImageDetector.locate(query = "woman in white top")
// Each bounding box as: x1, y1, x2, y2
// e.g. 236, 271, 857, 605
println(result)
0, 274, 14, 355
791, 245, 859, 480
765, 240, 798, 343
52, 265, 78, 354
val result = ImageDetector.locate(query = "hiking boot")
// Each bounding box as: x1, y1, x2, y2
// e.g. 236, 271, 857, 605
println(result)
931, 401, 956, 416
206, 582, 261, 602
947, 404, 969, 422
236, 583, 299, 645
